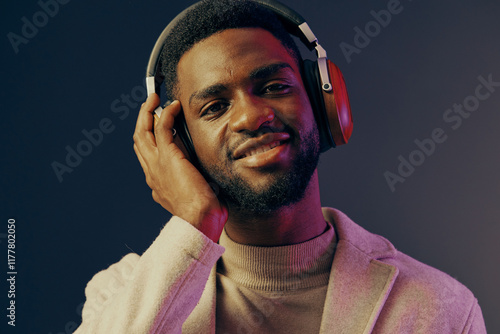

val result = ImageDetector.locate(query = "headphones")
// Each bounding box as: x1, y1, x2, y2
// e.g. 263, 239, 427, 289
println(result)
145, 0, 353, 163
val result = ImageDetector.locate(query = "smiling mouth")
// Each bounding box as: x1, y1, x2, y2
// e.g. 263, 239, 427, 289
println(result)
233, 132, 291, 160
241, 140, 284, 158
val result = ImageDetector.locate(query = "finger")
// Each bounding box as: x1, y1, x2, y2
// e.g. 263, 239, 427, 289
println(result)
135, 93, 159, 134
155, 100, 182, 148
152, 190, 160, 205
134, 143, 158, 191
134, 93, 160, 157
133, 143, 149, 174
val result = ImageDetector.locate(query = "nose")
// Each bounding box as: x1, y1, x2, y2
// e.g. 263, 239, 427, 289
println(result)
228, 93, 275, 133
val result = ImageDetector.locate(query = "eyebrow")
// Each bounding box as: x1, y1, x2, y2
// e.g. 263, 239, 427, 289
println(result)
188, 62, 294, 107
249, 62, 294, 80
189, 84, 227, 107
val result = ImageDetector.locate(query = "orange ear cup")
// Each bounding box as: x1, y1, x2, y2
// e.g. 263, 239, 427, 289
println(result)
323, 60, 353, 146
302, 59, 353, 151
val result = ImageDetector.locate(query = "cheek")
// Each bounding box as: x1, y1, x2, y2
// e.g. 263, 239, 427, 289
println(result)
281, 94, 317, 133
295, 88, 318, 132
189, 121, 229, 164
298, 89, 316, 124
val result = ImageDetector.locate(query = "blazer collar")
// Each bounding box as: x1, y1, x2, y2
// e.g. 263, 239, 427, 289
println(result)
319, 208, 399, 333
184, 208, 399, 334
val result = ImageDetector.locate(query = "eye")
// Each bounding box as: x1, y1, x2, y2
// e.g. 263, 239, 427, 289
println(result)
201, 100, 230, 118
262, 82, 292, 95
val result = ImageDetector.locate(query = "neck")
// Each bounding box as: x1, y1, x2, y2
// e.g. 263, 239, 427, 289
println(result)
224, 170, 326, 246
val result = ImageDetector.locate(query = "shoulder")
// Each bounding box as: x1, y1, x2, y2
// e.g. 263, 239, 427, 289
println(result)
380, 251, 484, 332
84, 253, 139, 297
323, 207, 469, 289
386, 249, 476, 313
323, 207, 486, 333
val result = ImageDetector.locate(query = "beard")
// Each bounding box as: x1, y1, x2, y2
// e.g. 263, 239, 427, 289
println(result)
197, 125, 320, 214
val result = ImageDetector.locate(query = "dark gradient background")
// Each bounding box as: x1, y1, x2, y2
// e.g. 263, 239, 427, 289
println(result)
1, 0, 499, 333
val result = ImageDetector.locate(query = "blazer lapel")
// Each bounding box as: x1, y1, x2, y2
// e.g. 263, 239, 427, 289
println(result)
182, 265, 217, 333
320, 208, 399, 334
319, 241, 398, 333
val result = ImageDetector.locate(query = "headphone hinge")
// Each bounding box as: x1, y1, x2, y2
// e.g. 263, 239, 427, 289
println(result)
315, 45, 333, 92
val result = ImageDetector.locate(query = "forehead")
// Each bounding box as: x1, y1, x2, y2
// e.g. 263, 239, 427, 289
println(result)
176, 28, 298, 98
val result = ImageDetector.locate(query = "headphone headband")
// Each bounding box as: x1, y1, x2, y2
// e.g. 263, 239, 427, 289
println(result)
145, 0, 332, 99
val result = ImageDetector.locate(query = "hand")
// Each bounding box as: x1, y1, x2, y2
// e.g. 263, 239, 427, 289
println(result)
133, 93, 228, 242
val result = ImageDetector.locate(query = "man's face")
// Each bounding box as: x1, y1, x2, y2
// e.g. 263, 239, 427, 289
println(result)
176, 28, 320, 213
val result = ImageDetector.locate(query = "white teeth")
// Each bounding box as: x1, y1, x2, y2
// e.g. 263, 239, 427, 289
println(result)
243, 141, 280, 158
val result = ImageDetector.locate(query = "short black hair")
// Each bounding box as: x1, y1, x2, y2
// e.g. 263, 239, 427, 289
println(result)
159, 0, 302, 100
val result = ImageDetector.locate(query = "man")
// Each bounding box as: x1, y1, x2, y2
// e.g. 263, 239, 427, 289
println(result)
76, 0, 486, 333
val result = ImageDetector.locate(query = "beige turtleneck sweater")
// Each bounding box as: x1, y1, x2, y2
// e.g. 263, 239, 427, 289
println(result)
215, 223, 337, 334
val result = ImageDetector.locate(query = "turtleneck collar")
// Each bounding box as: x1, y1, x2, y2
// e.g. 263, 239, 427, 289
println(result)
217, 222, 337, 292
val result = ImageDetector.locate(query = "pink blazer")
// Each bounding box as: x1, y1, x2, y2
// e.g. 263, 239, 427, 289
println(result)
76, 208, 486, 333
